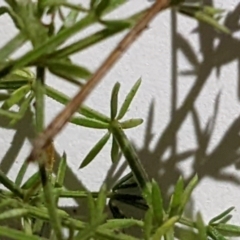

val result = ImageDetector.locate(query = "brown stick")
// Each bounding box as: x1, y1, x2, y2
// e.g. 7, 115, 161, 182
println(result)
27, 0, 170, 162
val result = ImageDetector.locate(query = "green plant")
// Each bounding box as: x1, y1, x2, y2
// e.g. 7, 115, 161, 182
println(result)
0, 0, 239, 239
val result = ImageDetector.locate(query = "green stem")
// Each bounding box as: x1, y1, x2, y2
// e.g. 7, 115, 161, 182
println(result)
111, 121, 149, 190
35, 67, 45, 133
35, 66, 63, 240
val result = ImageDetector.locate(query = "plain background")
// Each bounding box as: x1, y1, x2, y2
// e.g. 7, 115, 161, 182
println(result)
0, 0, 240, 230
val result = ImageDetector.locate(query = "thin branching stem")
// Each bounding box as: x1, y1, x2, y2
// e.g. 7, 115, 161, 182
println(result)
27, 0, 170, 163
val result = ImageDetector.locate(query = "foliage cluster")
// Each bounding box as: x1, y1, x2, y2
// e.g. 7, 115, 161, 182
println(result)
0, 0, 239, 239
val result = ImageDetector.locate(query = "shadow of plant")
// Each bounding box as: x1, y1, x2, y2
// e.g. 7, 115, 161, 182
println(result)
1, 1, 240, 239
137, 1, 240, 201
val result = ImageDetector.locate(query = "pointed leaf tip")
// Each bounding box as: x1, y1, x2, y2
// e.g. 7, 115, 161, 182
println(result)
117, 78, 141, 120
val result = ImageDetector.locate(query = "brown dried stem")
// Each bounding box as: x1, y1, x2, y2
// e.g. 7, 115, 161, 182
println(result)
27, 0, 170, 162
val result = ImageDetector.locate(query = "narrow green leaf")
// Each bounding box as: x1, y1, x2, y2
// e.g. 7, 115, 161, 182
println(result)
39, 164, 63, 240
0, 108, 21, 120
215, 223, 240, 237
41, 0, 87, 11
34, 67, 45, 133
46, 60, 91, 80
0, 208, 28, 220
0, 14, 95, 77
153, 216, 179, 240
96, 0, 110, 17
179, 174, 198, 215
195, 11, 230, 34
196, 212, 207, 240
90, 0, 99, 9
144, 209, 153, 240
110, 82, 120, 120
151, 180, 163, 226
45, 8, 144, 60
45, 85, 110, 122
216, 215, 233, 224
46, 27, 128, 60
0, 226, 43, 240
165, 227, 175, 240
101, 219, 143, 233
0, 170, 23, 197
179, 8, 230, 34
112, 172, 134, 191
0, 33, 27, 61
87, 192, 96, 224
203, 6, 225, 16
101, 20, 131, 29
207, 226, 227, 240
0, 1, 128, 78
10, 92, 34, 126
21, 172, 40, 189
79, 132, 110, 168
120, 118, 143, 129
209, 207, 235, 224
0, 80, 29, 90
1, 67, 34, 81
74, 220, 102, 240
1, 85, 30, 110
55, 152, 67, 188
70, 116, 109, 129
103, 0, 126, 14
111, 121, 149, 190
96, 184, 107, 217
117, 79, 141, 120
111, 135, 119, 162
15, 160, 28, 187
168, 176, 184, 217
61, 9, 79, 30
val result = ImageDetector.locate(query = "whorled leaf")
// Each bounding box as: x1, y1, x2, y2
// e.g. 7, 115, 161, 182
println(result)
144, 208, 153, 240
95, 0, 110, 17
151, 180, 163, 226
168, 176, 184, 217
178, 174, 198, 215
110, 82, 120, 120
46, 60, 92, 81
79, 132, 111, 169
111, 135, 119, 162
1, 84, 30, 110
117, 79, 141, 120
96, 184, 107, 217
196, 212, 207, 240
55, 152, 67, 188
120, 118, 143, 129
70, 116, 109, 129
152, 216, 179, 240
209, 207, 235, 224
0, 208, 28, 220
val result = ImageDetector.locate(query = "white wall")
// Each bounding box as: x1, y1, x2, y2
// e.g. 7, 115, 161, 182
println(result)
1, 0, 240, 229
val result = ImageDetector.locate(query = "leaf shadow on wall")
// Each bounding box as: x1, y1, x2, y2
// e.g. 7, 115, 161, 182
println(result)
137, 1, 240, 213
0, 109, 35, 174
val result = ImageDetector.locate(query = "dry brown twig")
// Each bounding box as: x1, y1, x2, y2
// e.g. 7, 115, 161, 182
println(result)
27, 0, 170, 162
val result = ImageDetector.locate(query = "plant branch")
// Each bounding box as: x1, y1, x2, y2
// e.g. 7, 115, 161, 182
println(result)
27, 0, 170, 162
